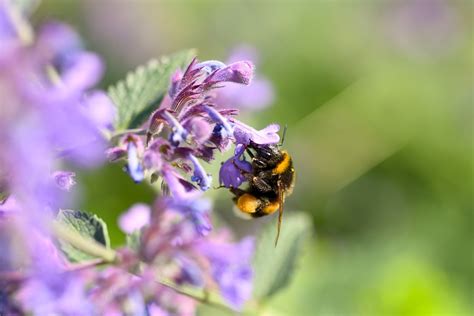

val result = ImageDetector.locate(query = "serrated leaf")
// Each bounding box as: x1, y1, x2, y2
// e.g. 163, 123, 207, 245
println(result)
252, 212, 311, 300
56, 209, 110, 263
108, 50, 195, 130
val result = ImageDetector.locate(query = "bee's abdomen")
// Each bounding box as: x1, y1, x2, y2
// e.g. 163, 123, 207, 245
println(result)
272, 151, 292, 175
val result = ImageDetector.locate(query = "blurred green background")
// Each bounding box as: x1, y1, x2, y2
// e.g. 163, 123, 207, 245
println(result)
37, 0, 472, 315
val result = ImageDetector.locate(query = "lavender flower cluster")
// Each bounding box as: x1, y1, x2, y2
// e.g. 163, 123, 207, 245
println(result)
0, 1, 277, 315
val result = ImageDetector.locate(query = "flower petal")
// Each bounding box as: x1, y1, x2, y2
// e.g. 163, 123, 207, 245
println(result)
233, 121, 280, 145
209, 61, 254, 85
118, 203, 151, 234
188, 154, 212, 191
52, 171, 76, 191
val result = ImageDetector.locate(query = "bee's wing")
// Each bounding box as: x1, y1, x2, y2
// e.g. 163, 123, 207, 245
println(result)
274, 180, 285, 247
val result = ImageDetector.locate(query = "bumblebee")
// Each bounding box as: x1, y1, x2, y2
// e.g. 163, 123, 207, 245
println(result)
230, 141, 295, 246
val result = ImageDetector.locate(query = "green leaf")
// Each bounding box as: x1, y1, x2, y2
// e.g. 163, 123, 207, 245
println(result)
56, 209, 111, 262
252, 212, 312, 300
108, 50, 196, 130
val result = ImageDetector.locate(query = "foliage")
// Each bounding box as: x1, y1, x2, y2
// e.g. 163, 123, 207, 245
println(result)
253, 212, 311, 300
56, 209, 110, 262
107, 50, 195, 130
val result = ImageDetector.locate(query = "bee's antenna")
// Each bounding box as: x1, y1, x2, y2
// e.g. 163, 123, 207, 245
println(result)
279, 125, 288, 147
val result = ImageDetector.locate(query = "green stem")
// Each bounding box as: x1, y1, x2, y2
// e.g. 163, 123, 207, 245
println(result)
51, 222, 233, 313
155, 278, 233, 313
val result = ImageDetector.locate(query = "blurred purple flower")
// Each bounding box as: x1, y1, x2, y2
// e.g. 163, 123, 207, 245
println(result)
0, 196, 21, 215
17, 273, 93, 316
0, 3, 108, 221
82, 90, 117, 130
140, 196, 212, 262
168, 197, 212, 237
174, 254, 204, 287
197, 236, 255, 310
0, 3, 113, 313
216, 45, 275, 110
385, 0, 461, 58
52, 171, 76, 191
134, 195, 255, 310
118, 203, 151, 234
88, 267, 147, 315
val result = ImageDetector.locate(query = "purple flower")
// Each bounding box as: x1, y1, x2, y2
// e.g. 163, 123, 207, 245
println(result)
197, 236, 255, 310
216, 45, 274, 110
82, 90, 116, 130
218, 122, 280, 189
52, 171, 76, 191
188, 154, 212, 191
220, 144, 252, 188
220, 79, 274, 110
161, 110, 189, 146
32, 22, 103, 101
161, 165, 200, 200
195, 60, 226, 75
126, 139, 145, 183
118, 203, 151, 234
0, 4, 117, 313
203, 105, 234, 139
106, 146, 127, 162
0, 196, 21, 215
233, 121, 280, 146
166, 197, 212, 237
88, 267, 148, 315
183, 117, 213, 144
136, 196, 254, 310
174, 254, 204, 287
204, 60, 254, 85
139, 195, 212, 263
17, 274, 93, 316
110, 56, 271, 200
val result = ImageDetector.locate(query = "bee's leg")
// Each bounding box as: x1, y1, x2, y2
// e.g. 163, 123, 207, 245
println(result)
245, 148, 255, 158
252, 157, 270, 169
235, 167, 273, 192
229, 187, 248, 197
250, 174, 273, 193
245, 149, 270, 169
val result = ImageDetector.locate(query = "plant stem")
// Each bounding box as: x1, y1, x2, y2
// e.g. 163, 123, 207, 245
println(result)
51, 221, 116, 263
51, 222, 233, 313
155, 278, 233, 313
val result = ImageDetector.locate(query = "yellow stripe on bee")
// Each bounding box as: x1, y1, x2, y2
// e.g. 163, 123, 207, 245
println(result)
237, 194, 260, 214
272, 151, 291, 175
262, 200, 280, 214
